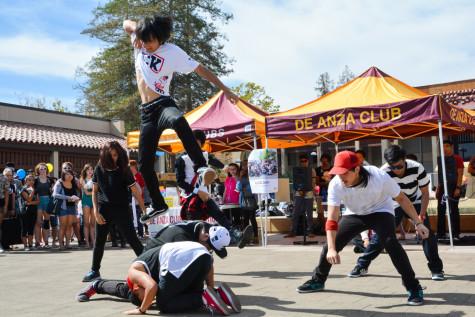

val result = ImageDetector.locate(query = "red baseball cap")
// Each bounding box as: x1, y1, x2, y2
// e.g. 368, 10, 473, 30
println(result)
329, 151, 359, 175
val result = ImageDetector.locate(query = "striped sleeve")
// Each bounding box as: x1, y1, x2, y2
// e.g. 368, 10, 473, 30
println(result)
417, 163, 430, 187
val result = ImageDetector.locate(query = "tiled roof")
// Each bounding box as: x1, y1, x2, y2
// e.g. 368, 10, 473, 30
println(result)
0, 120, 128, 150
441, 88, 475, 109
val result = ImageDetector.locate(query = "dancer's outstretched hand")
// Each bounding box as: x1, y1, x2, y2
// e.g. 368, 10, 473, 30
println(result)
416, 223, 430, 240
326, 249, 340, 265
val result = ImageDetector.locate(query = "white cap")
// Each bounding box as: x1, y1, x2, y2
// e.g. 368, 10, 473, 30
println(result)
209, 226, 230, 255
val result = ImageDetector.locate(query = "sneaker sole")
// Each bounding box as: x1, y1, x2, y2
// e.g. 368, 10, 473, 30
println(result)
201, 169, 217, 186
238, 225, 254, 249
431, 276, 446, 281
139, 208, 168, 224
219, 282, 241, 313
204, 287, 232, 316
296, 288, 324, 293
407, 300, 424, 306
347, 270, 368, 278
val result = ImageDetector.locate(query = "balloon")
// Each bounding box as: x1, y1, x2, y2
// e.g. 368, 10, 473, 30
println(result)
46, 163, 54, 173
16, 169, 26, 180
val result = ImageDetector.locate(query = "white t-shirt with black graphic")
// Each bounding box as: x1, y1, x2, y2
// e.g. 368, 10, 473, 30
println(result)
132, 34, 199, 96
328, 166, 401, 216
381, 159, 430, 207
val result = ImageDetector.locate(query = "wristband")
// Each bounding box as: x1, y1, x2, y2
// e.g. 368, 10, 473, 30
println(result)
325, 219, 338, 231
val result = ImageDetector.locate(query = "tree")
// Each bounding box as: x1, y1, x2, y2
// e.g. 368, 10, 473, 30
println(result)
337, 65, 355, 87
78, 0, 233, 132
232, 82, 280, 113
51, 99, 66, 112
314, 72, 334, 97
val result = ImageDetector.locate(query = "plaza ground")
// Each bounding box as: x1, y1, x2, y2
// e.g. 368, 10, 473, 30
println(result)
1, 234, 474, 317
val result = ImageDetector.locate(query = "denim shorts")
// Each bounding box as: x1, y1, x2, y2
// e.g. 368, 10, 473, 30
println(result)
59, 205, 77, 217
39, 196, 50, 211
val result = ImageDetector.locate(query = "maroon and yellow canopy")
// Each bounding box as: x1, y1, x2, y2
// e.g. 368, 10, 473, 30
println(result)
127, 91, 306, 153
266, 67, 475, 144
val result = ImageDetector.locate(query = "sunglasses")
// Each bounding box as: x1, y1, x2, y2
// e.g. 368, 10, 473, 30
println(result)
388, 164, 404, 170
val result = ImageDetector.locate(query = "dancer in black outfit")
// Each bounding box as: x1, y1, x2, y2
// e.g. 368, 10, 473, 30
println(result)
82, 141, 146, 282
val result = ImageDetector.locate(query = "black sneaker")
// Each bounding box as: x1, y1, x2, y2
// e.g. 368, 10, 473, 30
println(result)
140, 205, 168, 224
348, 265, 368, 278
238, 225, 254, 249
431, 271, 446, 281
407, 285, 424, 306
297, 279, 325, 293
82, 270, 101, 282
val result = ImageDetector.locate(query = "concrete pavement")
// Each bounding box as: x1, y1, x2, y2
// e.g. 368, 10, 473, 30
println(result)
1, 235, 474, 317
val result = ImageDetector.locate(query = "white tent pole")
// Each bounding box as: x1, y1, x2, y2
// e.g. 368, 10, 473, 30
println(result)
437, 120, 454, 248
253, 134, 257, 149
335, 143, 339, 153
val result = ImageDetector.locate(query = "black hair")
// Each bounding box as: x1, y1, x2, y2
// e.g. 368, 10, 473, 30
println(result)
99, 141, 130, 176
136, 14, 173, 44
355, 149, 366, 158
193, 130, 207, 145
384, 145, 406, 164
443, 139, 453, 146
299, 153, 309, 160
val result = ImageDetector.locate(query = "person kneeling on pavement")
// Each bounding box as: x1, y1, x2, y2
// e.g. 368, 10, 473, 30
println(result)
77, 228, 240, 315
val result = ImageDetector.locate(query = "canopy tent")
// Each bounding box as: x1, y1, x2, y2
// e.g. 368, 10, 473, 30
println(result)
266, 67, 475, 144
266, 66, 475, 248
127, 91, 307, 153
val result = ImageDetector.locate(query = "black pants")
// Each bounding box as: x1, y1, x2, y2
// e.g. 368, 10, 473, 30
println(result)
437, 186, 460, 238
242, 207, 258, 237
20, 208, 37, 237
91, 204, 144, 271
357, 205, 443, 273
138, 96, 207, 211
205, 199, 232, 230
312, 212, 420, 291
157, 253, 212, 313
95, 279, 131, 301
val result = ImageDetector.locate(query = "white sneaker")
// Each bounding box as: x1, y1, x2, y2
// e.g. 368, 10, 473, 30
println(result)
0, 248, 4, 253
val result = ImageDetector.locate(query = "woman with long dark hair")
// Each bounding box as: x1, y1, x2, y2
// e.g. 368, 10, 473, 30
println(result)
82, 141, 146, 282
52, 170, 80, 250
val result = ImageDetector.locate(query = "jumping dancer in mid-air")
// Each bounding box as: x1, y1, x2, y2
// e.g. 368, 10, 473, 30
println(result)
123, 14, 239, 223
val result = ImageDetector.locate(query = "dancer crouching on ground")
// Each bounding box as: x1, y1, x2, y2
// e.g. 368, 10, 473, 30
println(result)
77, 231, 241, 316
297, 151, 430, 306
123, 14, 239, 223
82, 141, 146, 282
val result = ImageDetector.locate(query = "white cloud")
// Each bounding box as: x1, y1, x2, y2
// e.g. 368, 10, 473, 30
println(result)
0, 34, 99, 79
221, 0, 475, 110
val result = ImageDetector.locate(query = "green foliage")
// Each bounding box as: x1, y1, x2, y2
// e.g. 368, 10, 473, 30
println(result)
232, 82, 280, 113
77, 0, 233, 132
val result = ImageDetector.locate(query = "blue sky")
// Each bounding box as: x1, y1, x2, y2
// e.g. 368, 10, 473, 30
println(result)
0, 0, 474, 112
